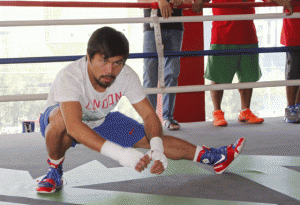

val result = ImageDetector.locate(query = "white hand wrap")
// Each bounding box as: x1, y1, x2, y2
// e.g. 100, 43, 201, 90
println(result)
148, 137, 168, 169
101, 141, 144, 169
150, 137, 164, 153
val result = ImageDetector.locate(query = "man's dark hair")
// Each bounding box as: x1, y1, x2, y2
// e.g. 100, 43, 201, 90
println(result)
87, 27, 129, 62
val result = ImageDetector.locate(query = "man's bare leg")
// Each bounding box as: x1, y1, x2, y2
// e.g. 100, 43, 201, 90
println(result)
238, 88, 263, 123
210, 82, 223, 111
45, 107, 73, 160
37, 107, 73, 193
162, 135, 196, 160
210, 82, 227, 126
239, 88, 252, 110
134, 135, 196, 160
295, 87, 300, 105
134, 135, 245, 174
286, 86, 299, 106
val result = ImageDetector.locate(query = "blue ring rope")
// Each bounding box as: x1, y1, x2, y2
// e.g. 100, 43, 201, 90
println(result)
0, 46, 299, 64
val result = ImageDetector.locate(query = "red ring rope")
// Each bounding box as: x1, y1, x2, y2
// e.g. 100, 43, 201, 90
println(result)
0, 1, 154, 8
0, 1, 299, 9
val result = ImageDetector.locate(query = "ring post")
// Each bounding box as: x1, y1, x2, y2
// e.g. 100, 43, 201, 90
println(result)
173, 8, 205, 122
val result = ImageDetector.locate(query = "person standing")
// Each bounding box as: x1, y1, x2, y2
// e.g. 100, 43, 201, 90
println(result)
192, 0, 293, 127
139, 0, 188, 130
281, 0, 300, 123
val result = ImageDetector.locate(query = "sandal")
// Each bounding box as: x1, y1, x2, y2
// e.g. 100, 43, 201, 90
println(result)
163, 119, 181, 131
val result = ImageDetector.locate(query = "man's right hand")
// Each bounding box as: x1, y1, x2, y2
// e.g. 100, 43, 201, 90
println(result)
158, 0, 174, 18
101, 141, 151, 172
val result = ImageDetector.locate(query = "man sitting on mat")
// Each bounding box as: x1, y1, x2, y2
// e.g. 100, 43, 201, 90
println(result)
36, 26, 246, 194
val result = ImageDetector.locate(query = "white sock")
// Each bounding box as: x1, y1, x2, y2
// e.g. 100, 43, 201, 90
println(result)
49, 156, 65, 165
193, 145, 203, 162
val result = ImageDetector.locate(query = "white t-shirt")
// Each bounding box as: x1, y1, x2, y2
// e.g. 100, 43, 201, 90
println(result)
46, 57, 146, 128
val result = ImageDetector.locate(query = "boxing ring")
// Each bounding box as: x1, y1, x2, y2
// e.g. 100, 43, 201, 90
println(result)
0, 1, 300, 204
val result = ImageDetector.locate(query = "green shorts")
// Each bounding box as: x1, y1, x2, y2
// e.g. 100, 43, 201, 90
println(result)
204, 44, 261, 83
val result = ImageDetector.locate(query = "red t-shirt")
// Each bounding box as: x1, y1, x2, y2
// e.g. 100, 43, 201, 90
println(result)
281, 3, 300, 46
211, 0, 258, 45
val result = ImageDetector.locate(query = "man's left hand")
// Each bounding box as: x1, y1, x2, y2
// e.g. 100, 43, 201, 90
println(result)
146, 150, 168, 175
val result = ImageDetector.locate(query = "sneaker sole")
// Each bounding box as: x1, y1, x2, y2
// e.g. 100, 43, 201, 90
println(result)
213, 124, 228, 127
36, 184, 63, 194
36, 188, 56, 194
238, 119, 264, 124
234, 138, 246, 158
284, 117, 298, 123
36, 179, 63, 194
214, 138, 246, 174
213, 121, 228, 127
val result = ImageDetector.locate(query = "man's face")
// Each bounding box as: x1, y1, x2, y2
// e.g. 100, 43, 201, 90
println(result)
87, 53, 125, 89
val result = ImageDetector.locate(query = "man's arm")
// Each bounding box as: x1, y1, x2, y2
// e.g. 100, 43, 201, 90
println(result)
60, 101, 106, 151
132, 98, 163, 141
60, 101, 150, 172
132, 98, 167, 175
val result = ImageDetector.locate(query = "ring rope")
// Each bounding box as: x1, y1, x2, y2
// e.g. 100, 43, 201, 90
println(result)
1, 13, 300, 27
1, 1, 299, 102
1, 46, 300, 64
0, 1, 299, 9
0, 1, 154, 8
1, 79, 300, 102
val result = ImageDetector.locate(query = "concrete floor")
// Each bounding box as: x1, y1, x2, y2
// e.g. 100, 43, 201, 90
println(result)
0, 117, 300, 204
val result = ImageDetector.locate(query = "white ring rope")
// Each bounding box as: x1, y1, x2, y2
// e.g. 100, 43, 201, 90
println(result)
0, 9, 299, 102
0, 13, 300, 27
1, 80, 300, 102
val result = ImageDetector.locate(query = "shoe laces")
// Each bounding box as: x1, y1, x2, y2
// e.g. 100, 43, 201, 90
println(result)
42, 165, 63, 186
241, 109, 257, 119
294, 107, 300, 113
213, 110, 225, 118
201, 146, 227, 165
288, 107, 297, 115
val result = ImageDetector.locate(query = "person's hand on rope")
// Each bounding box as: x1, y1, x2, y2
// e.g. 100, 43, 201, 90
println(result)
181, 0, 193, 10
269, 0, 293, 15
158, 0, 174, 18
170, 0, 183, 8
192, 0, 210, 13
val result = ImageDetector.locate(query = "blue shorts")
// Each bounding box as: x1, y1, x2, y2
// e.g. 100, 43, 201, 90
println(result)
39, 104, 146, 148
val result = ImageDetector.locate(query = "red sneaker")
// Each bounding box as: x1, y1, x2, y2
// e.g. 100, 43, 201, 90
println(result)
197, 138, 246, 174
36, 158, 64, 194
238, 108, 264, 124
213, 110, 228, 127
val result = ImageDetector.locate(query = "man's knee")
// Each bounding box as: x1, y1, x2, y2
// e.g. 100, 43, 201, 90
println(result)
48, 106, 66, 132
133, 136, 150, 149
